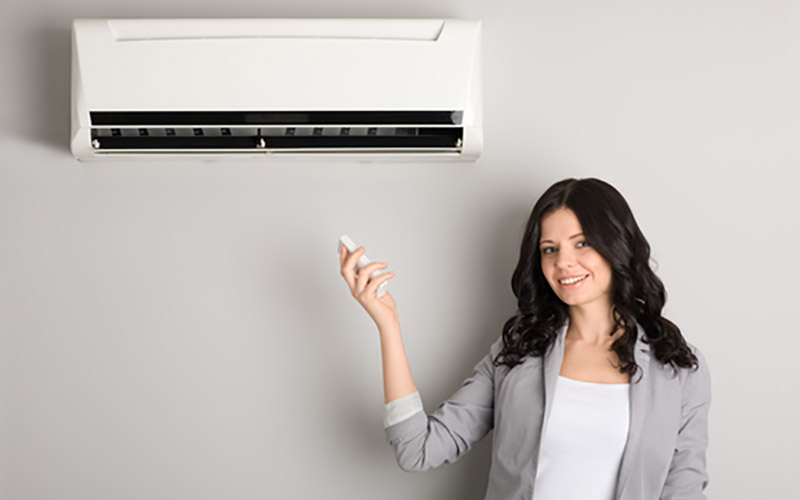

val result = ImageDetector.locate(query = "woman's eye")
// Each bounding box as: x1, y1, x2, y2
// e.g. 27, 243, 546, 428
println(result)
542, 242, 589, 254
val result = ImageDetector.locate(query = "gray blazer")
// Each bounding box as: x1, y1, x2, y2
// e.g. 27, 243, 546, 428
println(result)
384, 319, 711, 500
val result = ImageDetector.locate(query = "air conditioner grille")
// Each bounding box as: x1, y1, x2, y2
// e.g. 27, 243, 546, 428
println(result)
90, 126, 463, 151
90, 110, 464, 126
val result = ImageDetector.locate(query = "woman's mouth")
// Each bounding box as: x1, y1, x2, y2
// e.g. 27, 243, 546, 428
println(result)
558, 274, 588, 289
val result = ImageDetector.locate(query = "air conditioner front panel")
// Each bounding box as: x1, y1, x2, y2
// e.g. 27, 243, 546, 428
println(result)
71, 18, 482, 161
75, 19, 477, 112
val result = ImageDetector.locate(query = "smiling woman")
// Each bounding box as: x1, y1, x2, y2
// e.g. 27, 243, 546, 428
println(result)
496, 178, 699, 378
539, 209, 613, 306
340, 177, 711, 500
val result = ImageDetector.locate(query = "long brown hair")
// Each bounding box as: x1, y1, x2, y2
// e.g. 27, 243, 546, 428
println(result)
494, 178, 698, 381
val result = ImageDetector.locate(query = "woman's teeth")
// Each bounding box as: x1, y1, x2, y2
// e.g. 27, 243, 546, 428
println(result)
559, 274, 588, 285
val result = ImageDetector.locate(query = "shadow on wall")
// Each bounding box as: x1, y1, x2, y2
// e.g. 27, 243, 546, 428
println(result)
24, 25, 71, 152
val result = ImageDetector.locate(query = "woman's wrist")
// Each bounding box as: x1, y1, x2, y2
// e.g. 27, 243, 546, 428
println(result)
377, 320, 401, 338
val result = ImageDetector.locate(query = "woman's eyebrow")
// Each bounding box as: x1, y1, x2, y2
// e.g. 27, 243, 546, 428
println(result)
540, 232, 584, 245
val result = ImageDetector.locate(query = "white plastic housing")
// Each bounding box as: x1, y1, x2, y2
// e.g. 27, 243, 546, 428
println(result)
71, 18, 483, 161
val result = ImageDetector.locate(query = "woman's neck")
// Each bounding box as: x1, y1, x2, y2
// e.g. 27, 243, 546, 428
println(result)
566, 300, 623, 345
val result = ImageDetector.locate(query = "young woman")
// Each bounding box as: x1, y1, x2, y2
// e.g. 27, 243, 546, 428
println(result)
339, 178, 711, 500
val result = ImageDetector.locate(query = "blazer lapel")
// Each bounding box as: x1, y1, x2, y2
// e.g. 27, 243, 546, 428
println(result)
541, 320, 569, 434
614, 322, 652, 500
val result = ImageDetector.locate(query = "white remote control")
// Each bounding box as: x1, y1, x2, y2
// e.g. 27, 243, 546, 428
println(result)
339, 235, 389, 298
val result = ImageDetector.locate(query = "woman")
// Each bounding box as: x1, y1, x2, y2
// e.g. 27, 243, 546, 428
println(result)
339, 178, 711, 500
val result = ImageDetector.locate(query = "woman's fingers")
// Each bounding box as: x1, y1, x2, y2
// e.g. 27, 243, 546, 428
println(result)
355, 261, 389, 297
340, 245, 364, 289
339, 245, 350, 283
339, 245, 393, 302
365, 268, 395, 297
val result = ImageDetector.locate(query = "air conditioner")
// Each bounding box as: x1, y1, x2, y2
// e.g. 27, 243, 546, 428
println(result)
71, 18, 482, 161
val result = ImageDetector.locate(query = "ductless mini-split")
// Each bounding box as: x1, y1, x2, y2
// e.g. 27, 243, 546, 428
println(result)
70, 18, 482, 161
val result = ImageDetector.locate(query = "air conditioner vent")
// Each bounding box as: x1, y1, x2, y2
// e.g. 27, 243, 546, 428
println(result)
90, 125, 463, 152
90, 111, 463, 126
71, 19, 482, 160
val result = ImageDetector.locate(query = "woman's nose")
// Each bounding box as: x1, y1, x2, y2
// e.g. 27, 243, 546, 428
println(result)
556, 249, 577, 269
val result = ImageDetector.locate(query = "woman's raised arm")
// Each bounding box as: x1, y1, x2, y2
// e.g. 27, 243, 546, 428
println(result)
339, 245, 417, 403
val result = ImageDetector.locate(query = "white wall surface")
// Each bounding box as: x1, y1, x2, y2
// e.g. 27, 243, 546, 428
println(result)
1, 1, 798, 499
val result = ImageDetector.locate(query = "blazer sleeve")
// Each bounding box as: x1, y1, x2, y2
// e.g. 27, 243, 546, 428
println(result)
661, 345, 712, 499
383, 336, 503, 472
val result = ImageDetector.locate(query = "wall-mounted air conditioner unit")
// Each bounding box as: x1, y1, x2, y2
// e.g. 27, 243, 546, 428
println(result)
71, 18, 482, 161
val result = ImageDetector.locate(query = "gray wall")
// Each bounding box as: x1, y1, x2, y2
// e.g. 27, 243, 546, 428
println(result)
2, 1, 798, 499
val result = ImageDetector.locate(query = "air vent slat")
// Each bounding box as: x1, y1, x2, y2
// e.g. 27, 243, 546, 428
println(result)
90, 110, 464, 126
90, 128, 462, 151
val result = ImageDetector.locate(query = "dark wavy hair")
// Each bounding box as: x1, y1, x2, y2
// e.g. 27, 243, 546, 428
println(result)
493, 178, 698, 381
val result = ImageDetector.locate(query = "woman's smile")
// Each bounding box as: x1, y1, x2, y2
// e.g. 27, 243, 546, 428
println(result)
559, 273, 589, 288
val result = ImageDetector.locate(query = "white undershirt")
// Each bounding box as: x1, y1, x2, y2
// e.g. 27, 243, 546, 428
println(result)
533, 376, 630, 500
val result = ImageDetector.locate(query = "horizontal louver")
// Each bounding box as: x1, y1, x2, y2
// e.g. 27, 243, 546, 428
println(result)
89, 111, 463, 152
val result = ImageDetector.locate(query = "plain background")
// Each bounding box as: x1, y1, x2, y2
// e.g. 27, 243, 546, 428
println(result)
1, 1, 798, 499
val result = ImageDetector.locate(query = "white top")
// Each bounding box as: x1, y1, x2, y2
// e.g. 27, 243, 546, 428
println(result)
533, 376, 631, 500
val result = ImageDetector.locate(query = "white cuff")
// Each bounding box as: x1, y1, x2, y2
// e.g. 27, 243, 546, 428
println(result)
383, 391, 424, 428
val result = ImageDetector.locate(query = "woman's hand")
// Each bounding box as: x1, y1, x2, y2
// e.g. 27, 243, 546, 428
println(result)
340, 245, 398, 329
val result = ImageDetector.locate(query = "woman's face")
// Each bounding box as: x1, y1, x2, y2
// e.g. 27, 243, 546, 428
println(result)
539, 207, 613, 307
